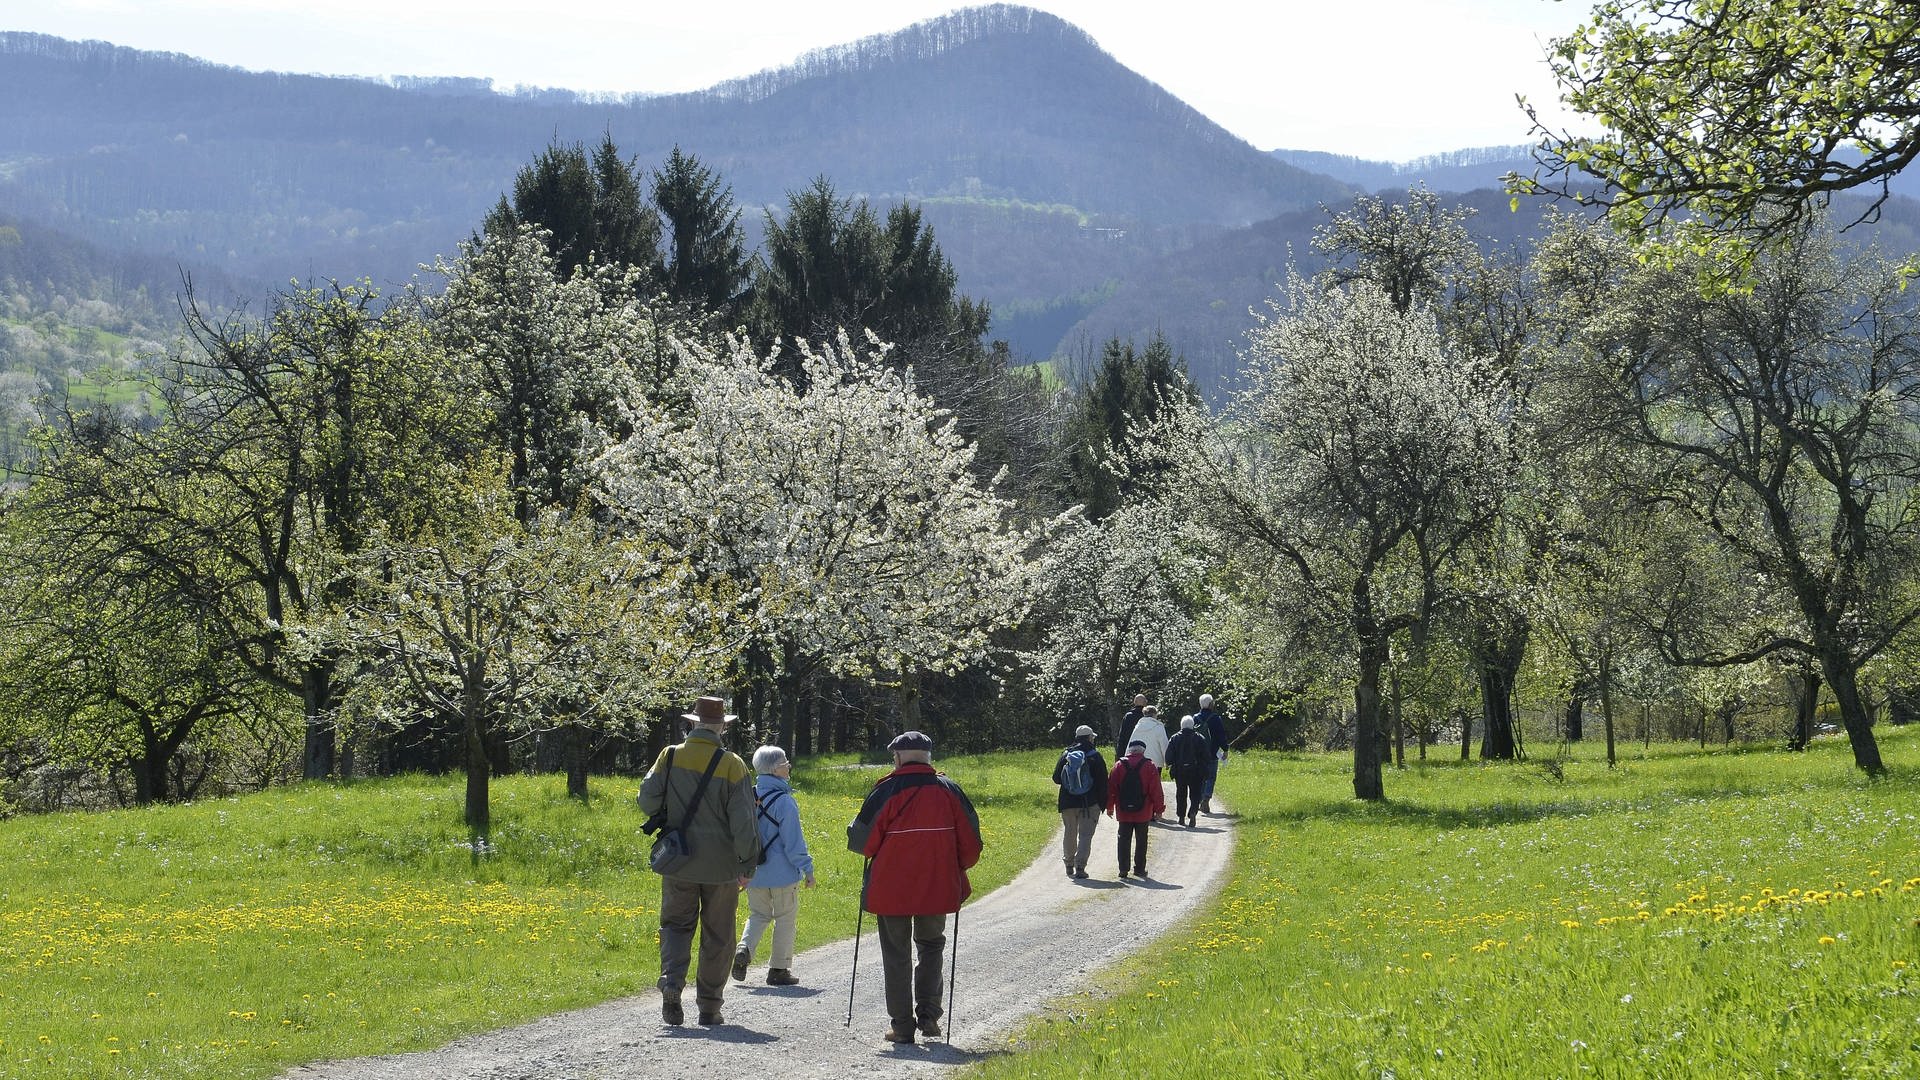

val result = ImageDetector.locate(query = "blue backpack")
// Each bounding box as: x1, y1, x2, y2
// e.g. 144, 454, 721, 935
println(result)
1060, 747, 1093, 796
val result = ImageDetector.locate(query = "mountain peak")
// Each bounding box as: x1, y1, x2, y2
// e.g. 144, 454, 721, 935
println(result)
698, 5, 1097, 103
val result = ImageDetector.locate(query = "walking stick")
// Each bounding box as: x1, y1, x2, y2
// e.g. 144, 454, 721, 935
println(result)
847, 857, 870, 1028
945, 903, 960, 1046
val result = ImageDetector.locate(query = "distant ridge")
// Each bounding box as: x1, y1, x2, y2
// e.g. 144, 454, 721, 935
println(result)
1270, 145, 1537, 195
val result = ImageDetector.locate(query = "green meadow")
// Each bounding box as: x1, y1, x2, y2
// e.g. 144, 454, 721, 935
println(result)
986, 728, 1920, 1079
2, 732, 1916, 1078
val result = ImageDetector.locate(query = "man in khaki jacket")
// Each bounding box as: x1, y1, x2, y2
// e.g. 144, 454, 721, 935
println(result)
638, 695, 760, 1026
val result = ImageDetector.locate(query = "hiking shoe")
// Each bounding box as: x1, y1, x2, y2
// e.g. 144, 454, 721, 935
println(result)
884, 1024, 916, 1043
918, 1019, 943, 1038
1118, 869, 1129, 879
1065, 863, 1075, 878
1073, 867, 1089, 879
698, 1009, 725, 1026
767, 968, 799, 986
661, 997, 684, 1026
731, 945, 749, 982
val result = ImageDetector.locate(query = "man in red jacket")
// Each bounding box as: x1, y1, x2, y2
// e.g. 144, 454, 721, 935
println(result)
847, 730, 983, 1044
1106, 738, 1165, 879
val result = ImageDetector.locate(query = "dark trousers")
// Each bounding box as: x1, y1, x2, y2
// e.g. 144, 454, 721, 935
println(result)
1173, 776, 1200, 823
1201, 755, 1220, 803
658, 877, 740, 1012
1116, 820, 1148, 874
875, 912, 946, 1029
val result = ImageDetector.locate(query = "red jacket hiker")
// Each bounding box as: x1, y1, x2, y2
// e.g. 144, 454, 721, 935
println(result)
848, 761, 984, 916
1105, 750, 1164, 823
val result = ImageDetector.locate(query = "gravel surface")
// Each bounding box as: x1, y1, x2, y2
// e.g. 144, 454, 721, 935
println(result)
283, 787, 1234, 1080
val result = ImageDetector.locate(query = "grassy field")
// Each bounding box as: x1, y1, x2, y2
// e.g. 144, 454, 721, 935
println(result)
4, 732, 1917, 1079
976, 727, 1920, 1079
0, 749, 1059, 1080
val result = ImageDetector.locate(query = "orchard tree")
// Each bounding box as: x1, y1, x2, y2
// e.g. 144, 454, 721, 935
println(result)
1521, 0, 1920, 271
1536, 215, 1920, 774
316, 461, 737, 833
1158, 281, 1513, 800
595, 333, 1048, 752
1019, 501, 1212, 746
18, 284, 464, 780
0, 496, 285, 804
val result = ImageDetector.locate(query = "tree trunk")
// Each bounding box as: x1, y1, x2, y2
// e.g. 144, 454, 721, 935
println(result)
1478, 662, 1519, 760
898, 669, 923, 733
1818, 650, 1885, 774
1597, 652, 1617, 768
1785, 666, 1820, 751
1352, 638, 1387, 801
1390, 668, 1406, 769
564, 722, 590, 800
1565, 685, 1584, 743
1476, 622, 1526, 761
301, 664, 337, 780
1458, 705, 1472, 761
1889, 685, 1917, 726
463, 676, 491, 834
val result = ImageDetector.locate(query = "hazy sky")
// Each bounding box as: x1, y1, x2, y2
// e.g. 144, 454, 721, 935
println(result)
6, 0, 1596, 160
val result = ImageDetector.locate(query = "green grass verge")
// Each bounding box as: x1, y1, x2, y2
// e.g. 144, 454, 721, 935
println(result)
0, 749, 1059, 1079
974, 729, 1920, 1078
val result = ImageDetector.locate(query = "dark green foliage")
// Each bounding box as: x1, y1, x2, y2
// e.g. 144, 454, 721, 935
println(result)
487, 135, 661, 280
652, 146, 751, 324
1057, 333, 1196, 519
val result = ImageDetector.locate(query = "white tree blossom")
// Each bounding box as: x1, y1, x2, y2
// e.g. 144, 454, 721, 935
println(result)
1018, 501, 1213, 743
1151, 280, 1514, 799
595, 333, 1051, 739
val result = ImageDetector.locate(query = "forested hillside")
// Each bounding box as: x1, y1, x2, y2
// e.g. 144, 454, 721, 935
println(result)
0, 7, 1353, 368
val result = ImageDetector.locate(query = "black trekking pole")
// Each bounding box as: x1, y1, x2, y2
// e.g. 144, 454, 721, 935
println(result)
945, 903, 960, 1046
847, 857, 870, 1028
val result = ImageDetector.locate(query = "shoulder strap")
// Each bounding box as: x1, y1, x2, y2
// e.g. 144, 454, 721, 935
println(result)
671, 744, 727, 831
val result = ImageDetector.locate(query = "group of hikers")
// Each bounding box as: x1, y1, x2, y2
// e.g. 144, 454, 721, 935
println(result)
1055, 692, 1230, 880
634, 688, 1226, 1045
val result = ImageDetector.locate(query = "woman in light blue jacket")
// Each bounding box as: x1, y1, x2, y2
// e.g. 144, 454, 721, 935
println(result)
733, 746, 816, 986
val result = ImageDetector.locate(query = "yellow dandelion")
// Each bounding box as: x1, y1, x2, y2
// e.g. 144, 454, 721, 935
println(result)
1818, 935, 1837, 946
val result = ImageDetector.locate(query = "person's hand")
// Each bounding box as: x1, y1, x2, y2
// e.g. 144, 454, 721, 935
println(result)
804, 874, 817, 888
737, 876, 752, 888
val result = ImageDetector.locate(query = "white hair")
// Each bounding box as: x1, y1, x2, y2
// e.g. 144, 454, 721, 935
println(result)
1199, 693, 1214, 708
751, 745, 789, 773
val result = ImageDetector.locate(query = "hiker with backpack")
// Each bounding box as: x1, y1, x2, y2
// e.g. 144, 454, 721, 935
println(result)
1165, 715, 1210, 827
848, 730, 984, 1044
636, 695, 762, 1027
734, 745, 816, 988
1052, 724, 1108, 879
1194, 693, 1229, 813
1105, 738, 1164, 879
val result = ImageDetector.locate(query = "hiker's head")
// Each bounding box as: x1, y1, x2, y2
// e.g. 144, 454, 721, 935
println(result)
1199, 693, 1215, 709
682, 695, 736, 733
1132, 694, 1148, 708
888, 730, 933, 765
1142, 705, 1157, 717
1073, 724, 1096, 744
1128, 739, 1146, 756
1181, 715, 1195, 729
753, 745, 790, 775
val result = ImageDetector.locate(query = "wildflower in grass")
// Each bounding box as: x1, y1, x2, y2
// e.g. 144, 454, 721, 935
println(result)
1818, 936, 1836, 945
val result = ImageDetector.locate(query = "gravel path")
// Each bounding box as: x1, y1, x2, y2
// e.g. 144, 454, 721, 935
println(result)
284, 787, 1234, 1080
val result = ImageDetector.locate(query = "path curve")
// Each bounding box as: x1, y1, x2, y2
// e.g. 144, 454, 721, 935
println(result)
284, 787, 1233, 1080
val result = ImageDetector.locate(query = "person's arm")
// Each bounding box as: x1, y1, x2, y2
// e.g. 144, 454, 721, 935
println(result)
949, 782, 984, 870
726, 763, 760, 881
637, 747, 672, 817
781, 793, 817, 885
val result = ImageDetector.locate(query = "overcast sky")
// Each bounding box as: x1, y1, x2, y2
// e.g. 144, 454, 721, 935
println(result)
6, 0, 1596, 161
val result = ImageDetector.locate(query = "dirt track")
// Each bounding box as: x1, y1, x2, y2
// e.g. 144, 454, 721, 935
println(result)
283, 786, 1234, 1080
